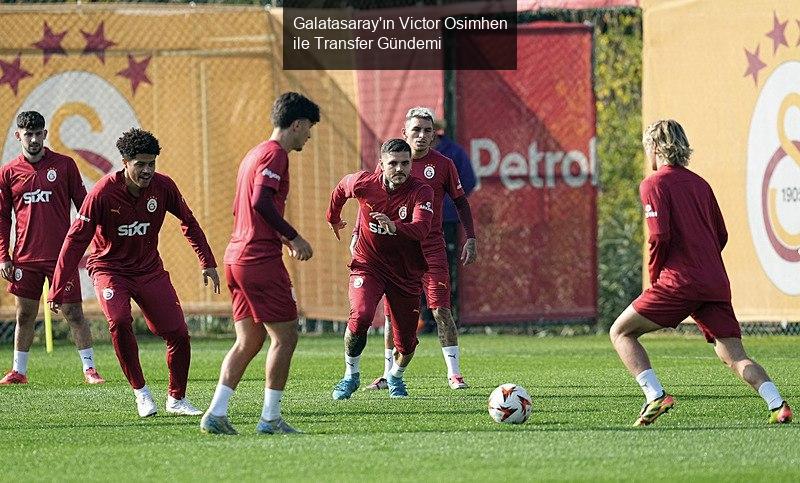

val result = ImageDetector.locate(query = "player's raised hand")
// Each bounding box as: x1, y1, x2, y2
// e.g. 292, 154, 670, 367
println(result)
370, 212, 396, 234
48, 301, 61, 314
202, 267, 221, 294
0, 260, 13, 282
461, 237, 477, 266
289, 234, 313, 261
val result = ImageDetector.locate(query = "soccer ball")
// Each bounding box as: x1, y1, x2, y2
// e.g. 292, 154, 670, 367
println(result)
488, 383, 532, 424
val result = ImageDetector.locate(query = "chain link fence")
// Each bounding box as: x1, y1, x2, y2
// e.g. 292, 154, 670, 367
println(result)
0, 3, 359, 335
1, 1, 796, 343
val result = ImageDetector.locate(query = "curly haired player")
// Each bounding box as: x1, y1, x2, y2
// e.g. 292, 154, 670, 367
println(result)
50, 128, 220, 418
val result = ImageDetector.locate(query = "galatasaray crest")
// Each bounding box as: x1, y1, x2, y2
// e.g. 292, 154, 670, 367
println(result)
744, 12, 800, 294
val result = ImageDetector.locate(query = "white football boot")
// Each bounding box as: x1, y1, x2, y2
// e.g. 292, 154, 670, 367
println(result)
166, 396, 203, 416
136, 391, 158, 418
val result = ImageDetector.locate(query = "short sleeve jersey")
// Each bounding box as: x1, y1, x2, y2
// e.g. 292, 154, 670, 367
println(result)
224, 140, 290, 265
0, 148, 87, 263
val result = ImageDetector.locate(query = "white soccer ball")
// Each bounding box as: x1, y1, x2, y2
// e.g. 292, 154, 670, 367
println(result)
488, 383, 532, 424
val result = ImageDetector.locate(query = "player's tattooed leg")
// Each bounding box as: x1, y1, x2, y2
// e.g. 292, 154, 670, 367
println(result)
433, 308, 458, 347
344, 328, 368, 357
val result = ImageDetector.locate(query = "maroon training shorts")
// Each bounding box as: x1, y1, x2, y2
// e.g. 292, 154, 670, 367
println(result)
226, 259, 297, 324
349, 268, 420, 355
633, 284, 742, 342
9, 261, 82, 304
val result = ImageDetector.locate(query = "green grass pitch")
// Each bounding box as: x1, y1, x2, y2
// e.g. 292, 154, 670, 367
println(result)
1, 334, 798, 481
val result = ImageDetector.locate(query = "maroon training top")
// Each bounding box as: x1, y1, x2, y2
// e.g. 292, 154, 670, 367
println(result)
328, 170, 434, 295
49, 170, 216, 303
640, 164, 730, 301
0, 148, 87, 263
370, 149, 468, 254
224, 140, 294, 265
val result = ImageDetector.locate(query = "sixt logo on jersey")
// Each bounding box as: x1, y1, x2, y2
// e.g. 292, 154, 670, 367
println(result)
117, 221, 151, 236
22, 189, 52, 204
644, 204, 658, 219
368, 222, 396, 236
261, 167, 281, 181
420, 201, 433, 213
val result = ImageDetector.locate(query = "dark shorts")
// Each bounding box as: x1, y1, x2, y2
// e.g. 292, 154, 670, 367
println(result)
633, 285, 742, 343
93, 270, 186, 336
349, 267, 420, 355
226, 259, 297, 324
9, 261, 82, 304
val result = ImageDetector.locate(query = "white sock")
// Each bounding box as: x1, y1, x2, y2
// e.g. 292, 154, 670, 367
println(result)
442, 346, 461, 377
12, 350, 29, 375
758, 381, 784, 411
208, 384, 235, 417
133, 385, 151, 398
78, 348, 95, 371
382, 349, 393, 378
261, 388, 283, 421
389, 361, 406, 379
635, 369, 665, 403
345, 355, 360, 377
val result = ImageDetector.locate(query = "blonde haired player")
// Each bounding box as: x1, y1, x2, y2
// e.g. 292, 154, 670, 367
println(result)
609, 119, 791, 426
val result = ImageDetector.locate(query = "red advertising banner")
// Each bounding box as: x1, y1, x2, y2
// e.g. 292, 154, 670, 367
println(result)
356, 70, 444, 169
457, 22, 598, 323
355, 69, 443, 325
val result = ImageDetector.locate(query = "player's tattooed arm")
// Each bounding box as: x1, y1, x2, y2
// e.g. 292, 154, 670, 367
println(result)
202, 267, 221, 294
461, 238, 477, 266
369, 212, 396, 234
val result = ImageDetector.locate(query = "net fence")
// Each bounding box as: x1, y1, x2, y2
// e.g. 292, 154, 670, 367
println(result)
0, 4, 358, 324
2, 1, 796, 342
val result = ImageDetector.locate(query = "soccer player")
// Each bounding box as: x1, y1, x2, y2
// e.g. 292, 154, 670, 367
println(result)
609, 119, 792, 426
0, 111, 104, 385
328, 138, 434, 400
355, 108, 477, 391
49, 128, 220, 418
426, 117, 477, 332
200, 92, 319, 436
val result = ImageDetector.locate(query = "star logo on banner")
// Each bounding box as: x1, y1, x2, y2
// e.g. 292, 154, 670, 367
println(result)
32, 22, 68, 65
81, 22, 117, 64
116, 54, 152, 95
0, 54, 33, 95
743, 45, 767, 85
765, 12, 788, 54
